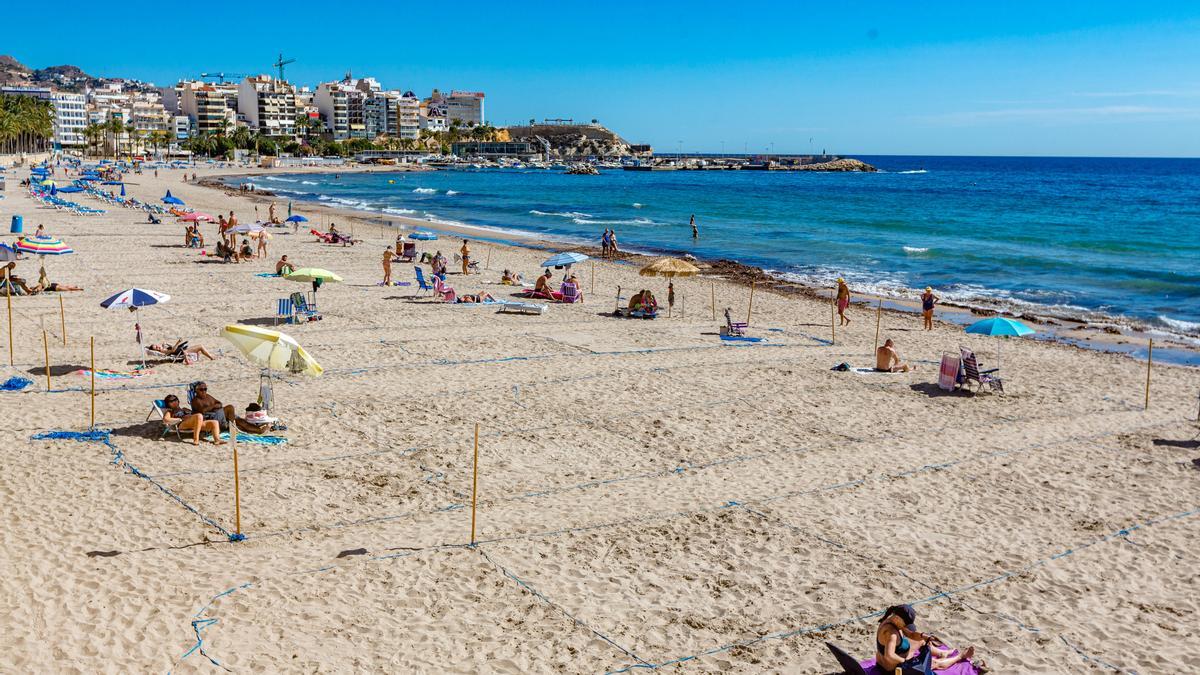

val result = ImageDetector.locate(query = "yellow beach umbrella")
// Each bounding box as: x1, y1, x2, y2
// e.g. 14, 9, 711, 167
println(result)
285, 268, 343, 284
219, 324, 323, 376
639, 257, 700, 278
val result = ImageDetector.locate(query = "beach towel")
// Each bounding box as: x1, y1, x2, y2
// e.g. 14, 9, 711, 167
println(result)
78, 368, 152, 379
721, 334, 764, 342
1, 376, 33, 391
255, 272, 280, 278
858, 657, 978, 675
219, 432, 288, 445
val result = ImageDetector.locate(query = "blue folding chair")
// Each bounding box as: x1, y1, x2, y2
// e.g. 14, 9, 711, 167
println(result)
276, 297, 295, 325
414, 266, 433, 295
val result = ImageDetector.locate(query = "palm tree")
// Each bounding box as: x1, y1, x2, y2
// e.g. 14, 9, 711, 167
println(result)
0, 95, 54, 154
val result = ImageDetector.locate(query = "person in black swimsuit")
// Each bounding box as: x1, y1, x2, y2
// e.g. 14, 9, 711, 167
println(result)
921, 286, 940, 331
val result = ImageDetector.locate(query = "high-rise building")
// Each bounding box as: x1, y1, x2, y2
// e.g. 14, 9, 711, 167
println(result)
446, 90, 485, 126
179, 81, 238, 136
394, 91, 420, 140
314, 81, 350, 140
237, 75, 297, 138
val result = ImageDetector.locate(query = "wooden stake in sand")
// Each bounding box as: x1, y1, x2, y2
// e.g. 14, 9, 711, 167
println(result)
90, 336, 95, 429
830, 288, 836, 346
232, 427, 243, 538
4, 268, 12, 366
42, 330, 50, 391
59, 295, 67, 346
710, 282, 716, 322
485, 246, 493, 270
746, 281, 755, 326
873, 298, 882, 356
470, 422, 480, 545
1144, 339, 1153, 410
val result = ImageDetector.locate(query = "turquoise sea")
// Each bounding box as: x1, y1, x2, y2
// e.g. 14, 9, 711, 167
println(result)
239, 156, 1200, 342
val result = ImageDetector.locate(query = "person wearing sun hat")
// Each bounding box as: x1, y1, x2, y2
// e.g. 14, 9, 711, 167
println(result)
921, 286, 940, 331
875, 603, 983, 673
836, 277, 851, 326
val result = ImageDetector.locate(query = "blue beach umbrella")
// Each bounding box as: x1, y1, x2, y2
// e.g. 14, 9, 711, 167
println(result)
120, 183, 126, 197
161, 190, 185, 206
101, 180, 122, 185
56, 185, 83, 193
965, 316, 1035, 370
409, 231, 438, 241
285, 214, 307, 223
541, 251, 589, 270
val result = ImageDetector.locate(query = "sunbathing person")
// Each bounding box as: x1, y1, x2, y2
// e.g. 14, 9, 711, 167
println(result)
162, 394, 224, 446
876, 338, 915, 372
1, 263, 36, 294
235, 402, 278, 435
276, 255, 295, 276
534, 269, 553, 296
30, 280, 84, 293
875, 604, 931, 673
500, 269, 523, 285
927, 635, 978, 671
189, 381, 237, 432
456, 292, 496, 303
147, 339, 216, 361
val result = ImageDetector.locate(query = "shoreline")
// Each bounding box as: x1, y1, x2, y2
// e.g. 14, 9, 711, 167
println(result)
199, 167, 1200, 367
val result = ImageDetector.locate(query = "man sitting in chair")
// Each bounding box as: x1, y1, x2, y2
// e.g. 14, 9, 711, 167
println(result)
876, 339, 915, 373
190, 381, 237, 431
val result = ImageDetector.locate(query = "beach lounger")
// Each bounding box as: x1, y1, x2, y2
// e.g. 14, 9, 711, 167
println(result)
959, 346, 1002, 393
497, 300, 547, 315
722, 308, 747, 336
414, 266, 434, 295
310, 228, 335, 243
146, 399, 184, 441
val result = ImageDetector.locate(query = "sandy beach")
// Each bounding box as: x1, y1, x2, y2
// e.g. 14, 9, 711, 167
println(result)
2, 162, 1199, 673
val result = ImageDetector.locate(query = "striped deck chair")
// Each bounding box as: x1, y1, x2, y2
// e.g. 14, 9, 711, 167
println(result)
276, 297, 295, 325
959, 346, 1003, 393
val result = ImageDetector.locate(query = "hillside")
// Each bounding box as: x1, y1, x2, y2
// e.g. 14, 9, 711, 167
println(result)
504, 122, 632, 158
0, 54, 101, 91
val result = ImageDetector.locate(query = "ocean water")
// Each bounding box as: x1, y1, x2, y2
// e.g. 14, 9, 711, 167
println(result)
242, 156, 1200, 339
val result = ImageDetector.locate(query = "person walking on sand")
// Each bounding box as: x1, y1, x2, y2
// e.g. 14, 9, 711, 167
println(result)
836, 277, 851, 326
382, 246, 393, 286
690, 214, 698, 239
460, 239, 471, 275
921, 286, 939, 331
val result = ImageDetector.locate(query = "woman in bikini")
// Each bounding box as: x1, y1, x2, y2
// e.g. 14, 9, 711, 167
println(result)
161, 394, 224, 446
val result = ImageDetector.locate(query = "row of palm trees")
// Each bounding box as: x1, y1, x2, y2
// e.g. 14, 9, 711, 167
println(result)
80, 119, 174, 158
0, 94, 54, 155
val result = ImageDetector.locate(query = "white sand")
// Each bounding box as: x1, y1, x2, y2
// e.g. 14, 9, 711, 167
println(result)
1, 163, 1199, 673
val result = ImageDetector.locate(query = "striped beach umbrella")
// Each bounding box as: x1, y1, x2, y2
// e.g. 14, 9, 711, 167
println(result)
16, 236, 73, 256
101, 288, 171, 365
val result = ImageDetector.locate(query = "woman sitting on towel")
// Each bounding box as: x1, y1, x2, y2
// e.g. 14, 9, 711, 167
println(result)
162, 394, 224, 446
875, 604, 981, 673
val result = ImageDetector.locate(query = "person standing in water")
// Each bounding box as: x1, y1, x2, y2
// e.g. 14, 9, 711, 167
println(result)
836, 277, 851, 326
690, 214, 698, 239
921, 286, 939, 331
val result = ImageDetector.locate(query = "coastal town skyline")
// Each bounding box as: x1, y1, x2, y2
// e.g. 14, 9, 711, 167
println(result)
4, 2, 1200, 157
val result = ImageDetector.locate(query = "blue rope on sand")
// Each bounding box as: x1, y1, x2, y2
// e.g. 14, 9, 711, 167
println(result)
1, 376, 33, 391
29, 429, 235, 540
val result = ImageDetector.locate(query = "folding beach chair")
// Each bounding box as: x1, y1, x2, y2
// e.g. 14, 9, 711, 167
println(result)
432, 276, 456, 303
289, 292, 321, 321
146, 399, 184, 441
275, 297, 295, 325
959, 346, 1003, 394
414, 266, 434, 295
722, 308, 747, 336
559, 282, 583, 303
399, 241, 417, 262
454, 253, 480, 274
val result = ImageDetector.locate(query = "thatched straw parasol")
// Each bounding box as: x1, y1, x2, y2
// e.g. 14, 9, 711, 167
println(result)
638, 257, 700, 278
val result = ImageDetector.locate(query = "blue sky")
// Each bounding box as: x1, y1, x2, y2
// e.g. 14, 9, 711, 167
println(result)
4, 1, 1199, 156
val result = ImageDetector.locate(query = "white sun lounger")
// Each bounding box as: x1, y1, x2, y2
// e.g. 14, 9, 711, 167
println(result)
497, 301, 547, 315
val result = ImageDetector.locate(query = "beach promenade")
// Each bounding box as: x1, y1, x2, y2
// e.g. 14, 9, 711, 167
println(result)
1, 164, 1199, 673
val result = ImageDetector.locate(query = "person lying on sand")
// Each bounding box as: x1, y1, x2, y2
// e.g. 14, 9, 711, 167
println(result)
162, 394, 224, 446
876, 339, 915, 372
30, 281, 84, 293
147, 340, 216, 361
456, 292, 496, 303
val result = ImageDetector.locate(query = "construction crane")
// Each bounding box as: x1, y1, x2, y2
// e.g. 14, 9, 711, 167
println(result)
273, 53, 296, 82
199, 72, 247, 84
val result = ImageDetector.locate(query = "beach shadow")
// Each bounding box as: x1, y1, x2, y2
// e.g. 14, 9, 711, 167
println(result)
238, 316, 282, 327
1152, 438, 1200, 449
193, 258, 231, 265
25, 363, 86, 377
108, 420, 161, 440
148, 244, 184, 249
908, 382, 963, 398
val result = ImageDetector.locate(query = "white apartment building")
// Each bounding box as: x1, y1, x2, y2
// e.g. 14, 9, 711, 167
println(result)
314, 81, 350, 140
394, 91, 421, 139
237, 75, 297, 138
172, 115, 190, 141
51, 92, 87, 147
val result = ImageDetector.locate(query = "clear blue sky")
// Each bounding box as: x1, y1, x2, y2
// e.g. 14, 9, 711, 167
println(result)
4, 1, 1199, 156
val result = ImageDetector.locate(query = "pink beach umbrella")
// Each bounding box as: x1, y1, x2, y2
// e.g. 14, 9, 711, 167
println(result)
181, 212, 214, 222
